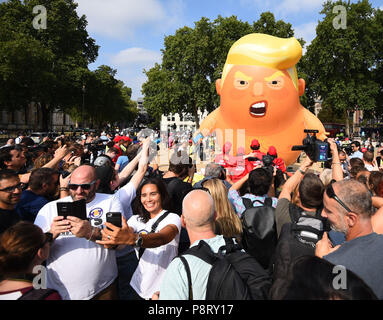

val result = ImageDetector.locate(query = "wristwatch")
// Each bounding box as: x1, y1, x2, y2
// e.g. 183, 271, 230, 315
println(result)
135, 234, 143, 247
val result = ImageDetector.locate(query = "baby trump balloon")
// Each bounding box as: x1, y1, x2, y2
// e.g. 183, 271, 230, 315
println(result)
196, 33, 326, 166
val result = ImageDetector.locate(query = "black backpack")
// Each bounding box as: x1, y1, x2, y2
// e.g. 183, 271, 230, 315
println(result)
178, 237, 271, 300
270, 203, 329, 298
241, 197, 278, 270
18, 288, 58, 300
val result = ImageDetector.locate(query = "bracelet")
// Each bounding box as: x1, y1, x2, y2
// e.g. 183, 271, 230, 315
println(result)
298, 168, 306, 175
60, 187, 69, 191
87, 226, 95, 241
331, 163, 341, 165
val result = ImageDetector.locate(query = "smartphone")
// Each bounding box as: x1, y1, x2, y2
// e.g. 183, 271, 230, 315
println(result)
106, 212, 122, 230
316, 142, 329, 162
61, 170, 71, 179
57, 199, 87, 220
192, 133, 204, 144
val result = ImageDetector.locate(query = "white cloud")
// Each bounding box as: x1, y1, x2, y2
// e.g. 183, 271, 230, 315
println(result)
294, 21, 317, 47
109, 48, 162, 100
275, 0, 324, 14
75, 0, 179, 39
111, 48, 162, 67
239, 0, 325, 15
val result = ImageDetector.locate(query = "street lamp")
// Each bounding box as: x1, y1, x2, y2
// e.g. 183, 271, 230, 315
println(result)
82, 84, 86, 128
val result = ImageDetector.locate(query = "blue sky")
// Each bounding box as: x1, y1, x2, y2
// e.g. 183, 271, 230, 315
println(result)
4, 0, 383, 100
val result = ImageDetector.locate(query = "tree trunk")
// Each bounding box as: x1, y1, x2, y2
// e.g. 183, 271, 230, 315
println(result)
41, 102, 49, 132
192, 106, 200, 129
345, 109, 350, 137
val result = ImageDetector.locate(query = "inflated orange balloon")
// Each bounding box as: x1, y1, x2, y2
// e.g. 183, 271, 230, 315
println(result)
195, 33, 326, 166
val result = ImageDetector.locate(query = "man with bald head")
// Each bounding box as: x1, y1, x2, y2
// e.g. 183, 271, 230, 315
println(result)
316, 179, 383, 299
34, 164, 123, 300
158, 189, 222, 299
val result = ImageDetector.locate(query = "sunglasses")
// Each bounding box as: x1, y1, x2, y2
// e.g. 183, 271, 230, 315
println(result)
68, 180, 97, 191
41, 232, 54, 247
0, 182, 24, 193
196, 187, 211, 194
326, 184, 352, 213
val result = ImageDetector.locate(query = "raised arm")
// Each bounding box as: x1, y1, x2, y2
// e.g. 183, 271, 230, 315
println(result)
278, 156, 314, 201
328, 138, 343, 182
129, 137, 150, 190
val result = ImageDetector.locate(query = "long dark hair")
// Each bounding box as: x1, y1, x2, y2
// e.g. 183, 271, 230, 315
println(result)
133, 178, 172, 223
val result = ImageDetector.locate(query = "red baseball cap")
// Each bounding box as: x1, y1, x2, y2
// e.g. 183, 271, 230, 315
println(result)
251, 139, 260, 148
113, 136, 122, 143
268, 146, 277, 156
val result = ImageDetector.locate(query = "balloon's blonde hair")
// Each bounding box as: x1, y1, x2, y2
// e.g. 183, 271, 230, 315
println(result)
220, 33, 302, 91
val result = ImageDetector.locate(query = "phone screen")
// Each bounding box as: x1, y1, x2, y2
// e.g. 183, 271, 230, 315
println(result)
57, 199, 87, 220
106, 212, 122, 229
317, 142, 328, 162
192, 133, 204, 144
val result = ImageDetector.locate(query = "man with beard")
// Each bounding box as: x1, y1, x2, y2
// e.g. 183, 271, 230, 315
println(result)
0, 170, 22, 235
16, 168, 59, 223
34, 165, 123, 300
316, 179, 383, 299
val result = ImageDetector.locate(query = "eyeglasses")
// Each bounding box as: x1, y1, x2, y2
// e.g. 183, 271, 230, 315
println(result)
68, 180, 97, 191
196, 187, 210, 194
326, 184, 352, 213
0, 182, 24, 193
41, 232, 54, 247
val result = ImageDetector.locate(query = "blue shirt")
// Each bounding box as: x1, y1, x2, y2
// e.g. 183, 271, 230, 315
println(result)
228, 189, 278, 218
349, 150, 363, 160
159, 235, 226, 300
116, 155, 129, 173
16, 190, 49, 223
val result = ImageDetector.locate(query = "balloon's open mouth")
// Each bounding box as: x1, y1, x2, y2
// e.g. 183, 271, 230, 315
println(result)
250, 101, 267, 117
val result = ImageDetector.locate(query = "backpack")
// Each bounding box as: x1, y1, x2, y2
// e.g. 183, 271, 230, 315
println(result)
241, 197, 278, 270
178, 237, 271, 300
270, 203, 329, 298
18, 288, 58, 300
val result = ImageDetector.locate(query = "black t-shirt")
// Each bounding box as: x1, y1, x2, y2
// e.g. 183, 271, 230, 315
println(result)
162, 177, 193, 216
0, 208, 21, 235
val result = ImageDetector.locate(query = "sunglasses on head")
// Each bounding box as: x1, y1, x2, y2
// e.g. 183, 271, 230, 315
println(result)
196, 186, 210, 194
326, 184, 352, 213
68, 180, 97, 191
41, 232, 54, 247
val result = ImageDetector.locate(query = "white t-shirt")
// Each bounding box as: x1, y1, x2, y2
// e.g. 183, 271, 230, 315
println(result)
34, 193, 123, 300
128, 210, 181, 299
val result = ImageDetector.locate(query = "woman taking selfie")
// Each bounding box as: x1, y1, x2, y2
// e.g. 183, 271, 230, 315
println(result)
98, 178, 181, 300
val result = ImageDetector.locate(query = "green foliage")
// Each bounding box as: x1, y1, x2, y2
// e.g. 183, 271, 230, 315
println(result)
0, 0, 136, 130
301, 0, 381, 123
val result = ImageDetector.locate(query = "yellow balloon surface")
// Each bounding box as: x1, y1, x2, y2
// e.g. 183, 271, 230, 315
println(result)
197, 33, 326, 166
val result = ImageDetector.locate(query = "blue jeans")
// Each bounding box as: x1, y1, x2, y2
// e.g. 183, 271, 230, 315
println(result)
116, 250, 139, 300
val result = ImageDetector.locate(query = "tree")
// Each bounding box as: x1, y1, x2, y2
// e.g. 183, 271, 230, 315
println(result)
142, 13, 301, 127
69, 65, 138, 129
0, 0, 99, 130
301, 0, 380, 135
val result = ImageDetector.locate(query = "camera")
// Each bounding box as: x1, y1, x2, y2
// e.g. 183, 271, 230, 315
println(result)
292, 129, 330, 162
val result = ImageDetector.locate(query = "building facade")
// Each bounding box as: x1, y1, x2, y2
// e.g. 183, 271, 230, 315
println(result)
0, 102, 76, 133
160, 109, 209, 134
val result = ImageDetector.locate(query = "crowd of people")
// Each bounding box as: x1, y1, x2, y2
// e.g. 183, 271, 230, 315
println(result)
1, 128, 383, 301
